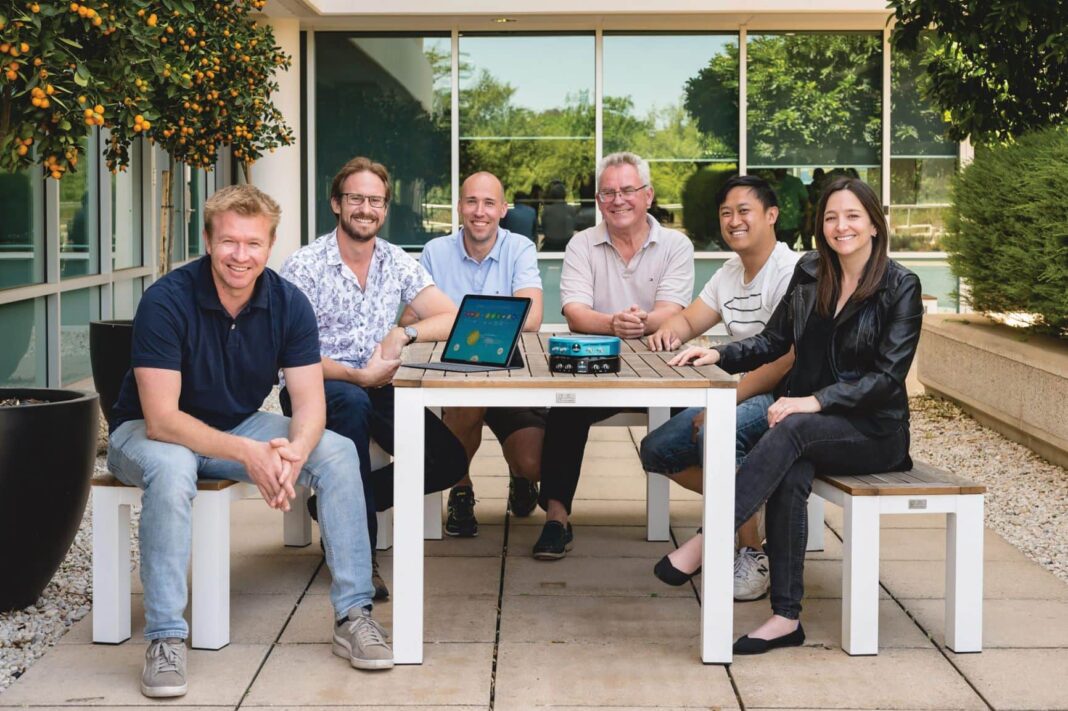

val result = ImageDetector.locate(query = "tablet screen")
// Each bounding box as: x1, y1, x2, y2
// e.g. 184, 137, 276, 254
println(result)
442, 295, 530, 367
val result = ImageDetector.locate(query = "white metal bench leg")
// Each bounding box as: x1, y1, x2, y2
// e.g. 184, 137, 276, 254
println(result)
191, 490, 231, 650
842, 495, 880, 655
645, 407, 671, 542
945, 495, 984, 653
92, 487, 134, 644
369, 440, 393, 550
806, 494, 825, 552
424, 491, 442, 540
283, 486, 312, 547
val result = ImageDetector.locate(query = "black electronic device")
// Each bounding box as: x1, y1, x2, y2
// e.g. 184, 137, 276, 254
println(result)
549, 354, 621, 374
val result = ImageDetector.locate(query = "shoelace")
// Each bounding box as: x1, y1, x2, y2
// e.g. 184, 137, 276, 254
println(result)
151, 640, 181, 674
350, 614, 390, 648
735, 549, 758, 578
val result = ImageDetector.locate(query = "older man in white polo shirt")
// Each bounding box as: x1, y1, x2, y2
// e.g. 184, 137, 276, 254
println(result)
533, 151, 695, 559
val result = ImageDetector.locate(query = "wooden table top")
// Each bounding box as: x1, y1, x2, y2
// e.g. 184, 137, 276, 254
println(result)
394, 333, 737, 389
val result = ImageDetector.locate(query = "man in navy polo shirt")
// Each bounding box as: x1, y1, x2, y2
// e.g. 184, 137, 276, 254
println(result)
107, 185, 391, 700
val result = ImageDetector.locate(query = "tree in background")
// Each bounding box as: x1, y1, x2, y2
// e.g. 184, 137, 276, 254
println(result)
889, 0, 1068, 144
0, 0, 293, 180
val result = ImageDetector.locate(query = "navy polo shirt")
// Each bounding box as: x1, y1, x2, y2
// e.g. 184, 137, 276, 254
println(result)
110, 256, 321, 433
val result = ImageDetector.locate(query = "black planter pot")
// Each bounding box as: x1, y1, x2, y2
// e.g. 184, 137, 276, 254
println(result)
0, 388, 99, 611
89, 319, 133, 427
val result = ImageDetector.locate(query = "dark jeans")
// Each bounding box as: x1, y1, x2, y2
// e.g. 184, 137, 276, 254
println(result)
733, 413, 911, 620
538, 407, 626, 514
280, 381, 468, 547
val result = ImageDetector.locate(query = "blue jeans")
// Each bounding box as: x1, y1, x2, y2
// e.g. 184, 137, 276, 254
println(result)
639, 392, 776, 474
107, 412, 374, 641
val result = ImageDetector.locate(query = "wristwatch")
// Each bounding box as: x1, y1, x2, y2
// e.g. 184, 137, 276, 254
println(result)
403, 325, 418, 344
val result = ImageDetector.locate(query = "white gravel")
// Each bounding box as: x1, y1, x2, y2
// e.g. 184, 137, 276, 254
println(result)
1, 393, 1065, 693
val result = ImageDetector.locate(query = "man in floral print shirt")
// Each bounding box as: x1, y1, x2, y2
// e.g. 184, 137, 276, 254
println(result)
281, 156, 468, 601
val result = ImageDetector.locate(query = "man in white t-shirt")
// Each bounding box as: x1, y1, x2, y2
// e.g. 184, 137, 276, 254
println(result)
642, 175, 800, 601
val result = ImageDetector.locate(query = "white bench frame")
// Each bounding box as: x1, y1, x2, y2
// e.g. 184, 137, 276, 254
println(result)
92, 481, 311, 650
808, 481, 984, 655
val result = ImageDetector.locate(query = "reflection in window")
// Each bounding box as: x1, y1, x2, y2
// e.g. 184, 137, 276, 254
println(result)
459, 33, 595, 251
747, 32, 882, 251
0, 167, 44, 290
315, 33, 452, 247
61, 286, 101, 386
111, 138, 142, 270
112, 277, 145, 321
0, 298, 46, 387
187, 168, 206, 259
604, 33, 738, 249
890, 33, 957, 252
61, 134, 100, 279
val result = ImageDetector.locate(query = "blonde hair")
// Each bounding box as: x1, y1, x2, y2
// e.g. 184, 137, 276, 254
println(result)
204, 184, 282, 241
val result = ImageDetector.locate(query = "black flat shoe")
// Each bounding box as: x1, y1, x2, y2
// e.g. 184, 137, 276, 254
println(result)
733, 624, 805, 655
653, 555, 701, 586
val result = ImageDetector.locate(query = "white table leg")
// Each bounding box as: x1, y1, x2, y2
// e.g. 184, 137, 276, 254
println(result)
806, 494, 825, 552
393, 387, 425, 664
645, 407, 671, 542
283, 486, 312, 547
842, 495, 880, 655
92, 487, 133, 644
191, 490, 230, 650
701, 388, 735, 664
945, 495, 983, 653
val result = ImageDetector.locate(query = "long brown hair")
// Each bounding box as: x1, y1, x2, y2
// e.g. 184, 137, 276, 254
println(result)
812, 177, 889, 317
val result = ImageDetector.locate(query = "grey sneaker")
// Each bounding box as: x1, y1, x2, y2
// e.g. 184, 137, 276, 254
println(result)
332, 607, 394, 670
141, 638, 187, 698
733, 546, 770, 601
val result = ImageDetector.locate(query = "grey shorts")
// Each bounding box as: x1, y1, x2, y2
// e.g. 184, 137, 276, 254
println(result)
484, 407, 549, 443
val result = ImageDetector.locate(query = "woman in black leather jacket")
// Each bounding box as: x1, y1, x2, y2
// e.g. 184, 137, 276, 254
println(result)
660, 177, 923, 654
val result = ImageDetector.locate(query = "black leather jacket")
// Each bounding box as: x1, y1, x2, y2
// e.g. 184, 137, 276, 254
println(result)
715, 252, 923, 424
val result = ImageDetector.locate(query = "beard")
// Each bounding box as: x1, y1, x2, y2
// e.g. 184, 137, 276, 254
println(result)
338, 213, 378, 243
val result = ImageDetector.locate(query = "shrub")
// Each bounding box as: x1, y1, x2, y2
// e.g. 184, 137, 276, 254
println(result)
681, 164, 736, 250
946, 127, 1068, 336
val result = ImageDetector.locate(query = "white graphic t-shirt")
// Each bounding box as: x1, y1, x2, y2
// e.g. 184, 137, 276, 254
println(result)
698, 242, 800, 340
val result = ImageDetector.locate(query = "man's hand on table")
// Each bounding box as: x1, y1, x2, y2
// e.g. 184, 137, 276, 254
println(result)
648, 325, 683, 352
611, 305, 648, 339
354, 344, 402, 388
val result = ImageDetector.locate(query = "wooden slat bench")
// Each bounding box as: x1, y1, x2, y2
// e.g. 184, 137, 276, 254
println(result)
91, 474, 311, 650
810, 461, 986, 655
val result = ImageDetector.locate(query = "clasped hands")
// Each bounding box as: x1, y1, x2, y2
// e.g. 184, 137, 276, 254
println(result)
242, 437, 309, 511
610, 304, 649, 339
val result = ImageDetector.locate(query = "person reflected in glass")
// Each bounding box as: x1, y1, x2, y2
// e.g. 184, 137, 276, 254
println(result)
540, 180, 577, 251
501, 190, 537, 240
771, 168, 808, 250
663, 177, 923, 655
574, 179, 596, 233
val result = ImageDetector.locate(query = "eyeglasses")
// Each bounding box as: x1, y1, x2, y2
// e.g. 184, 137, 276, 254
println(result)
340, 193, 387, 208
596, 184, 648, 203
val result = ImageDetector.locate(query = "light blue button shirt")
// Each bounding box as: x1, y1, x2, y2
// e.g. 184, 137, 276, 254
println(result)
420, 227, 542, 305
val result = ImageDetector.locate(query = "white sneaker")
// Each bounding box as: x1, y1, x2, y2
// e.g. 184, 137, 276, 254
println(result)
733, 546, 770, 601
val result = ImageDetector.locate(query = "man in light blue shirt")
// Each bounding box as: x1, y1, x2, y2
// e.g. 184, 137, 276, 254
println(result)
405, 171, 546, 537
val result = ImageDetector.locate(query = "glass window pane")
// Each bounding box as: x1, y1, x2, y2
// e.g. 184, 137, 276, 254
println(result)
188, 168, 205, 259
890, 33, 957, 252
111, 277, 145, 320
61, 286, 101, 386
169, 163, 188, 264
0, 167, 45, 289
604, 33, 738, 248
0, 298, 47, 387
61, 134, 100, 279
459, 33, 595, 251
747, 32, 882, 251
111, 143, 142, 270
315, 33, 452, 247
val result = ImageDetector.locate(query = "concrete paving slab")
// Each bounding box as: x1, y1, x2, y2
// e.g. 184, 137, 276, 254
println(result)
733, 598, 931, 649
243, 707, 486, 711
903, 598, 1068, 649
282, 593, 498, 644
0, 642, 268, 707
880, 560, 1068, 600
952, 648, 1068, 710
499, 594, 700, 643
578, 456, 649, 479
60, 592, 296, 646
243, 642, 493, 707
588, 425, 636, 441
470, 453, 508, 477
230, 553, 321, 595
494, 641, 739, 709
507, 524, 675, 558
525, 499, 704, 527
0, 707, 229, 710
375, 523, 506, 558
729, 647, 985, 710
583, 441, 641, 459
308, 556, 501, 597
504, 556, 694, 598
798, 559, 890, 600
878, 527, 1031, 562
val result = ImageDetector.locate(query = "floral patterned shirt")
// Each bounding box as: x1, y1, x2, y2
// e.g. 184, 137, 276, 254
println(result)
280, 230, 434, 370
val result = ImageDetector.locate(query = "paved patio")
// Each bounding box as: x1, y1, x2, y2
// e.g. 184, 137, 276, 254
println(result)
3, 425, 1067, 710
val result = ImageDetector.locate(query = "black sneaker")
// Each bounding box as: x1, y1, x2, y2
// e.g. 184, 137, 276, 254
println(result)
445, 486, 479, 537
508, 475, 540, 517
532, 520, 573, 560
371, 554, 389, 601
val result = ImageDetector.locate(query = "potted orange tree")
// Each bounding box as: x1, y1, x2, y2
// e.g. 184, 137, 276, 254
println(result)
0, 0, 293, 609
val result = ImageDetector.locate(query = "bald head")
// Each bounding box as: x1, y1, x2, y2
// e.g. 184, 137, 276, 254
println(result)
459, 171, 508, 246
